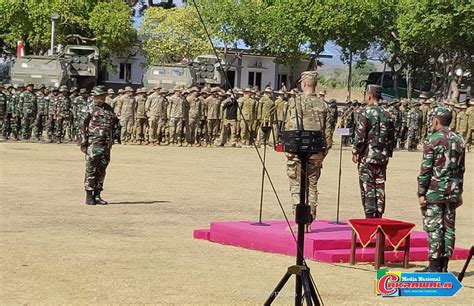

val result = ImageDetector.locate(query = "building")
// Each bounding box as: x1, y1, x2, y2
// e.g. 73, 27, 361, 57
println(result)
103, 49, 328, 91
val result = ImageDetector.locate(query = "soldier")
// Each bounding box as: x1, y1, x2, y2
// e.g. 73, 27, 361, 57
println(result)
273, 90, 285, 135
340, 101, 353, 146
418, 92, 430, 140
133, 88, 148, 144
79, 86, 118, 205
407, 101, 423, 151
54, 86, 71, 143
220, 90, 238, 146
284, 71, 333, 231
234, 88, 243, 141
239, 88, 256, 147
206, 87, 221, 146
466, 99, 474, 152
160, 89, 170, 144
11, 84, 25, 140
117, 87, 135, 144
19, 82, 37, 140
33, 85, 48, 141
0, 84, 6, 140
46, 87, 59, 142
352, 85, 391, 218
105, 89, 115, 105
416, 107, 465, 272
185, 87, 201, 146
446, 100, 457, 131
381, 100, 396, 158
72, 89, 90, 139
167, 86, 186, 146
398, 99, 409, 150
328, 98, 338, 133
197, 87, 209, 146
318, 90, 327, 102
257, 87, 274, 146
455, 104, 468, 138
145, 86, 165, 145
3, 84, 13, 139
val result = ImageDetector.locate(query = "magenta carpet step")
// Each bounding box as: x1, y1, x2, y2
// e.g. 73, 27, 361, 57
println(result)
194, 220, 470, 263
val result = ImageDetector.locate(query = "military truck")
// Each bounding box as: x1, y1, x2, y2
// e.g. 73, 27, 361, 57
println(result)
10, 45, 99, 89
142, 54, 225, 90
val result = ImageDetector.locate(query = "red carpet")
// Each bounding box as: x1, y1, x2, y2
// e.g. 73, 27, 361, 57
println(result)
194, 220, 470, 263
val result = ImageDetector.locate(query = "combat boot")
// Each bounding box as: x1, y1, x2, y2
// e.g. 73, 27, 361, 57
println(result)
94, 191, 108, 205
416, 258, 442, 272
85, 190, 96, 205
441, 257, 449, 272
365, 212, 375, 218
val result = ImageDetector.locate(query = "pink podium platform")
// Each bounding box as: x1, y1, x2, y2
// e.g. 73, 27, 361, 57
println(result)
193, 220, 470, 263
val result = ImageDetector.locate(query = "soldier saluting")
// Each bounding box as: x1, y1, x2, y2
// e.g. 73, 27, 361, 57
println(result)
416, 107, 465, 273
78, 86, 118, 205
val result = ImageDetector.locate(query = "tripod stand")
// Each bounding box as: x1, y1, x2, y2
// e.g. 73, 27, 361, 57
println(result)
253, 125, 272, 226
265, 152, 322, 306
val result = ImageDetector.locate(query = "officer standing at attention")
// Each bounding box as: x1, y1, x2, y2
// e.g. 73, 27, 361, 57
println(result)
352, 85, 391, 218
417, 107, 465, 272
284, 71, 333, 232
79, 86, 117, 205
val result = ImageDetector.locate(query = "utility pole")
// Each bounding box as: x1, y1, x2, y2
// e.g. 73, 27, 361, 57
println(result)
50, 13, 59, 55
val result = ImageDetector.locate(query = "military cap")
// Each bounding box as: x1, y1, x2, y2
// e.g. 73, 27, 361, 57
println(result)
210, 87, 220, 93
153, 85, 162, 90
79, 88, 87, 94
226, 89, 232, 96
124, 86, 134, 92
26, 81, 34, 87
263, 87, 272, 94
274, 90, 285, 95
432, 107, 450, 117
366, 84, 382, 99
419, 91, 429, 99
469, 99, 474, 106
218, 90, 226, 96
70, 87, 77, 92
318, 90, 327, 95
107, 88, 115, 94
243, 87, 252, 93
300, 71, 318, 82
189, 86, 199, 93
160, 89, 169, 95
59, 85, 68, 92
200, 87, 209, 94
173, 85, 183, 92
37, 84, 46, 89
91, 86, 107, 96
117, 89, 124, 94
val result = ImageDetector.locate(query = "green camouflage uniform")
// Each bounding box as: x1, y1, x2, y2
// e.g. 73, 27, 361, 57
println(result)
4, 91, 13, 138
398, 104, 409, 149
10, 91, 21, 139
79, 99, 117, 192
34, 91, 48, 140
186, 94, 202, 145
285, 92, 333, 220
0, 91, 6, 138
46, 93, 59, 141
352, 103, 390, 217
55, 94, 71, 142
407, 104, 423, 151
257, 94, 274, 145
20, 90, 37, 139
417, 122, 465, 260
238, 95, 255, 145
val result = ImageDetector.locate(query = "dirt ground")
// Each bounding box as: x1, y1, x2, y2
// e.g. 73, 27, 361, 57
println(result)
0, 138, 472, 305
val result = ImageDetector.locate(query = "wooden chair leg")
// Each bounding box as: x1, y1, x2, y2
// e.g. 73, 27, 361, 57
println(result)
350, 230, 356, 265
375, 229, 383, 270
403, 234, 411, 269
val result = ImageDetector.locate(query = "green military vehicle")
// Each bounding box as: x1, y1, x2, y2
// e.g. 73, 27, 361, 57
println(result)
142, 54, 224, 90
10, 45, 99, 89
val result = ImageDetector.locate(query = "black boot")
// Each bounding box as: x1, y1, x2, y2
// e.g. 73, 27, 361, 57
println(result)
94, 191, 108, 205
85, 190, 96, 205
365, 212, 375, 218
416, 258, 442, 272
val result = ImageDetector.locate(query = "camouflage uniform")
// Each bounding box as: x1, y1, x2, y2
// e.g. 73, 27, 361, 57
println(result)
46, 91, 59, 141
55, 90, 71, 143
0, 87, 6, 139
167, 91, 186, 145
273, 93, 285, 140
352, 101, 390, 218
419, 100, 430, 140
3, 88, 13, 138
284, 89, 333, 222
145, 91, 166, 144
186, 90, 201, 145
73, 94, 90, 138
133, 90, 148, 143
206, 92, 221, 146
417, 111, 465, 266
10, 89, 22, 140
79, 91, 117, 199
466, 101, 474, 151
117, 90, 135, 143
407, 103, 423, 151
238, 91, 256, 145
398, 102, 409, 150
257, 91, 274, 146
455, 106, 468, 138
34, 89, 48, 140
20, 88, 37, 140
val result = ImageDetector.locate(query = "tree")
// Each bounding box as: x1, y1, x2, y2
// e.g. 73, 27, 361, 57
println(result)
140, 6, 212, 63
0, 0, 136, 68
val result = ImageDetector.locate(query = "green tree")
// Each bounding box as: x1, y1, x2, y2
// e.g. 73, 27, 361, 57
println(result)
0, 0, 136, 67
139, 6, 212, 63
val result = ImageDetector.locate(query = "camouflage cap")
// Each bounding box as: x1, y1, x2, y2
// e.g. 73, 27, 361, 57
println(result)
70, 87, 77, 92
263, 87, 272, 93
300, 71, 318, 82
117, 88, 124, 94
200, 87, 210, 94
243, 87, 252, 93
153, 85, 162, 90
419, 91, 429, 99
26, 81, 34, 87
189, 86, 199, 93
92, 86, 107, 96
160, 89, 169, 95
366, 84, 382, 99
318, 90, 327, 95
107, 88, 115, 94
79, 88, 87, 94
124, 86, 134, 92
59, 85, 68, 92
209, 87, 220, 93
469, 99, 474, 106
51, 86, 59, 92
148, 89, 154, 94
38, 84, 46, 89
432, 107, 450, 117
226, 89, 232, 96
